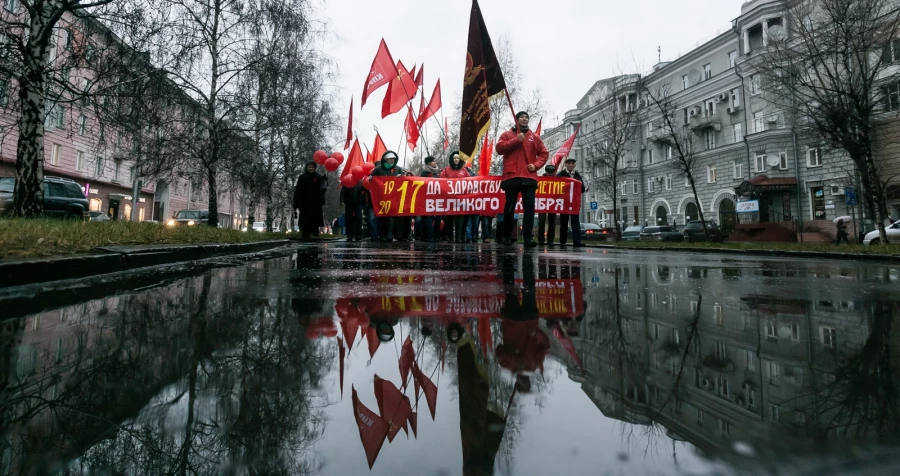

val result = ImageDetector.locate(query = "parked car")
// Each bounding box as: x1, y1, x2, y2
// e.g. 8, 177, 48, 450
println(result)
862, 220, 900, 245
89, 211, 111, 222
581, 223, 616, 241
0, 176, 89, 219
167, 209, 209, 227
640, 226, 684, 242
683, 220, 726, 242
621, 225, 645, 241
251, 221, 266, 232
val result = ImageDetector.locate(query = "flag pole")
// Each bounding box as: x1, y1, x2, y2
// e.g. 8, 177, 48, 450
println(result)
504, 89, 519, 134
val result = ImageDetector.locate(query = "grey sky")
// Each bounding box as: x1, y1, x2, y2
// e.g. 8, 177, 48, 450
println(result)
325, 0, 745, 161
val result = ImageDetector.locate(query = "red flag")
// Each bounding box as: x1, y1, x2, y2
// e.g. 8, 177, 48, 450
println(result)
478, 134, 491, 177
341, 139, 364, 179
352, 386, 389, 469
361, 39, 396, 107
535, 117, 543, 137
551, 327, 583, 369
405, 106, 420, 151
373, 375, 413, 442
414, 64, 424, 88
443, 118, 449, 151
417, 90, 425, 118
400, 336, 414, 389
381, 61, 417, 119
372, 133, 387, 164
551, 124, 581, 168
412, 361, 438, 420
365, 149, 373, 164
367, 326, 381, 358
339, 337, 345, 398
344, 96, 354, 149
416, 80, 442, 129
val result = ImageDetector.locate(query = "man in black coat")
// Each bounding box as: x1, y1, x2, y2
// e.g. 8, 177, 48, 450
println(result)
341, 181, 364, 241
556, 158, 587, 247
293, 161, 328, 239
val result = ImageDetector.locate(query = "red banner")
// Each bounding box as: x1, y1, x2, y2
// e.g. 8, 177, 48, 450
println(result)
367, 176, 582, 217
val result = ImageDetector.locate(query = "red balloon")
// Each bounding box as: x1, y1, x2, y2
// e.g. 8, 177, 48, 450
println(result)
341, 174, 359, 188
331, 152, 345, 165
313, 150, 328, 164
351, 165, 365, 180
362, 162, 376, 174
324, 157, 339, 172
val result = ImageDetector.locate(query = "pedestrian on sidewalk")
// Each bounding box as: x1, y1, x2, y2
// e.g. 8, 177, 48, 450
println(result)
557, 158, 587, 247
537, 163, 558, 245
835, 218, 849, 245
496, 111, 549, 247
293, 161, 327, 240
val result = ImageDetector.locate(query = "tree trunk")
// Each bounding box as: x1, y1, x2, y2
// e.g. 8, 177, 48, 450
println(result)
862, 151, 891, 244
689, 178, 709, 235
206, 163, 218, 228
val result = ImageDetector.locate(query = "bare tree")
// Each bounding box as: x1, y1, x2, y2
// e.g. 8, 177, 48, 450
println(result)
588, 75, 642, 239
646, 82, 710, 235
756, 0, 900, 243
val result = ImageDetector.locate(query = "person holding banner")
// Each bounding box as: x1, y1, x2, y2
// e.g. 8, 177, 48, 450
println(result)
418, 156, 441, 242
370, 151, 407, 242
496, 111, 548, 247
556, 158, 587, 247
440, 151, 471, 243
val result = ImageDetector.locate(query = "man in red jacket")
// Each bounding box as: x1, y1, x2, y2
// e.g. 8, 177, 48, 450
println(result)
495, 111, 549, 247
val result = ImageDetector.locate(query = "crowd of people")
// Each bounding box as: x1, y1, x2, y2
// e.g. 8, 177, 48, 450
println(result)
294, 111, 588, 246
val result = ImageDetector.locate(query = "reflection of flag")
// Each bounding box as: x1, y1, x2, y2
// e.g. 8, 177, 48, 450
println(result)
459, 0, 506, 164
412, 361, 438, 420
400, 336, 414, 389
477, 317, 493, 355
361, 39, 396, 107
372, 133, 387, 164
352, 387, 389, 469
551, 327, 583, 369
417, 80, 442, 129
405, 105, 420, 151
551, 124, 581, 168
344, 96, 354, 149
339, 337, 345, 398
367, 326, 381, 358
374, 375, 413, 442
409, 411, 418, 438
382, 60, 417, 119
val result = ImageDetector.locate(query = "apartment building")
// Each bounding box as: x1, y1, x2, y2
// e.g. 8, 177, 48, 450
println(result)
543, 0, 900, 241
0, 8, 258, 228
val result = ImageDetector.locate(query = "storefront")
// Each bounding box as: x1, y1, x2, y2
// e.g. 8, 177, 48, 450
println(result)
734, 176, 798, 224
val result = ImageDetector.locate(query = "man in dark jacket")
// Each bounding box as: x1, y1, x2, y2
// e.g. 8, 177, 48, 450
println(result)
495, 111, 549, 247
370, 151, 406, 242
341, 181, 364, 241
537, 164, 558, 245
441, 151, 470, 243
556, 158, 587, 247
418, 156, 440, 242
293, 161, 327, 239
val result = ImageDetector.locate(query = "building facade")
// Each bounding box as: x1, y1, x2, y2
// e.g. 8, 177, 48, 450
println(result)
543, 0, 900, 241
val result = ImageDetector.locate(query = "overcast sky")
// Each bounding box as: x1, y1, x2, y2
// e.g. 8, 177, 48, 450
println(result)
323, 0, 745, 162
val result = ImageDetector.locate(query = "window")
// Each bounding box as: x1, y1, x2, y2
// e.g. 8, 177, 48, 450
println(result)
733, 161, 744, 178
690, 300, 699, 313
3, 0, 17, 12
756, 153, 766, 172
745, 349, 756, 371
76, 150, 84, 171
807, 147, 822, 167
632, 180, 638, 194
802, 14, 813, 32
648, 148, 654, 164
766, 320, 777, 338
731, 88, 741, 108
0, 78, 8, 107
665, 174, 672, 190
716, 341, 727, 360
95, 156, 104, 177
682, 75, 690, 90
719, 419, 731, 436
682, 107, 689, 125
646, 122, 653, 139
718, 376, 730, 397
714, 304, 724, 325
706, 165, 718, 183
767, 360, 780, 381
703, 63, 712, 80
77, 115, 87, 135
46, 105, 65, 129
779, 152, 788, 170
750, 75, 761, 95
769, 404, 781, 422
685, 175, 691, 188
820, 326, 837, 348
749, 389, 756, 407
729, 51, 737, 68
81, 79, 91, 107
48, 28, 58, 62
705, 99, 717, 117
50, 143, 61, 166
754, 112, 765, 133
791, 322, 800, 341
733, 123, 743, 143
882, 38, 900, 64
665, 145, 672, 161
647, 177, 655, 193
698, 409, 704, 424
114, 161, 121, 180
705, 131, 716, 150
673, 329, 680, 345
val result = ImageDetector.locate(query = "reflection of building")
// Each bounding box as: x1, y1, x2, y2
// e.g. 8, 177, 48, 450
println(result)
561, 259, 892, 456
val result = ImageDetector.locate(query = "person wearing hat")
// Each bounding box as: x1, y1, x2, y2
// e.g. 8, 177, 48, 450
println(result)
537, 163, 558, 245
370, 151, 407, 242
418, 156, 441, 242
293, 161, 328, 240
495, 111, 549, 247
556, 157, 587, 247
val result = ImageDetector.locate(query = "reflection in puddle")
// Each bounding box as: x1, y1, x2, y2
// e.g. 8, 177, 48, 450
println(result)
2, 245, 899, 474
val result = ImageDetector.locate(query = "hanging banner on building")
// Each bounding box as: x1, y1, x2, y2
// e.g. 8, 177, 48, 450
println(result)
367, 176, 582, 217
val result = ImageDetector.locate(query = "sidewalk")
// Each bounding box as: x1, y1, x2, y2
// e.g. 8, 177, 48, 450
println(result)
584, 242, 900, 263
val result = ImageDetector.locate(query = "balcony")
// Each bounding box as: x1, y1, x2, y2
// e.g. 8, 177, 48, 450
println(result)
691, 111, 722, 133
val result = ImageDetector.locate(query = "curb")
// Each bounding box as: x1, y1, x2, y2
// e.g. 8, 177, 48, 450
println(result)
584, 243, 900, 263
0, 240, 292, 288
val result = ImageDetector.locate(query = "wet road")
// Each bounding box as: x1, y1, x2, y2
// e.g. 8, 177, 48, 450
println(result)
3, 243, 900, 475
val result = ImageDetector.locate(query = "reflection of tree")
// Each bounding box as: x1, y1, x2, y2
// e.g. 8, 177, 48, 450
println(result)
793, 301, 900, 440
